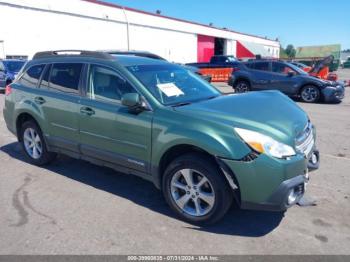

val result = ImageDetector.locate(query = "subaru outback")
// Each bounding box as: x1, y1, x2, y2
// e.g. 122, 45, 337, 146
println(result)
3, 50, 319, 224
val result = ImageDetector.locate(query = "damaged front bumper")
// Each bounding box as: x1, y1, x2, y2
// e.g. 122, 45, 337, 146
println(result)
218, 148, 319, 212
322, 85, 345, 102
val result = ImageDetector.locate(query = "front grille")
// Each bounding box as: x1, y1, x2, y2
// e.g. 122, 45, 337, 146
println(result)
295, 122, 314, 157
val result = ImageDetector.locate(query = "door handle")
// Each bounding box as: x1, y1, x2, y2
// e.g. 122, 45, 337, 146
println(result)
34, 96, 46, 105
80, 107, 95, 116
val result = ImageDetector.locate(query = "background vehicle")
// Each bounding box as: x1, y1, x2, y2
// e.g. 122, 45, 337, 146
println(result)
4, 50, 318, 224
106, 50, 211, 82
229, 60, 345, 103
0, 61, 6, 91
0, 59, 26, 91
186, 55, 240, 82
343, 57, 350, 68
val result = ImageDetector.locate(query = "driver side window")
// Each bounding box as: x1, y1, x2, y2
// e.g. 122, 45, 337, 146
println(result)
272, 62, 295, 75
88, 65, 134, 103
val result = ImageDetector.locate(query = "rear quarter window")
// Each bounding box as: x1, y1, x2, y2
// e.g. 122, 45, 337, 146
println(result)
18, 64, 45, 88
252, 62, 270, 71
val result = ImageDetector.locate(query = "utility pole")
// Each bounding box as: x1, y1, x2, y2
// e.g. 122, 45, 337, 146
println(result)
122, 7, 130, 51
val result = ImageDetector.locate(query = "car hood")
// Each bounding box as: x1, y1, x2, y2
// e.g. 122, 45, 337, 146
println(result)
174, 91, 309, 146
301, 74, 340, 87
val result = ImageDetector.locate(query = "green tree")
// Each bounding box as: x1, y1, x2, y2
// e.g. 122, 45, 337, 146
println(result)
285, 44, 296, 58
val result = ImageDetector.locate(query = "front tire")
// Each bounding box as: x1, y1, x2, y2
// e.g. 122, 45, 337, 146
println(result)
234, 80, 251, 93
300, 85, 320, 103
19, 120, 56, 166
162, 153, 233, 224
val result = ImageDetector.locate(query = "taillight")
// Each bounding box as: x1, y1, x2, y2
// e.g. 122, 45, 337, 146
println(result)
5, 85, 12, 96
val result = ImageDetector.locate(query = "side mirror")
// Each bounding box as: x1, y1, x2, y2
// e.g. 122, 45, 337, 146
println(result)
121, 93, 143, 111
287, 71, 295, 77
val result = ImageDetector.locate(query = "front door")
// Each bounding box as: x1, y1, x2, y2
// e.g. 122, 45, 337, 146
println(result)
79, 64, 153, 174
270, 62, 298, 95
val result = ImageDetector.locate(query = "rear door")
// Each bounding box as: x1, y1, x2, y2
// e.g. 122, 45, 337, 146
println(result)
78, 64, 153, 174
248, 61, 272, 91
38, 63, 83, 153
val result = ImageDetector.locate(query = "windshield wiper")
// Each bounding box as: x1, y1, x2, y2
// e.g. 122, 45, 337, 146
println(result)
171, 101, 192, 107
171, 95, 218, 107
206, 95, 218, 100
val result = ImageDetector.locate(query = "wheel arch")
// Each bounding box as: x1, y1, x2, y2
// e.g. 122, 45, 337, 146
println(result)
16, 112, 41, 141
298, 83, 324, 100
155, 144, 241, 204
234, 77, 251, 87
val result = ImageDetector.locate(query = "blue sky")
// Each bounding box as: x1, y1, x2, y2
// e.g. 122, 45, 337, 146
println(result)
106, 0, 350, 50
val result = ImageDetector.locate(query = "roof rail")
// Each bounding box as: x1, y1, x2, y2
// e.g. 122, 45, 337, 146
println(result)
32, 50, 114, 60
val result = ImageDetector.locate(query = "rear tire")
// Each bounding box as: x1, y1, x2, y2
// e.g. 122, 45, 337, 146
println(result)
162, 153, 233, 225
19, 120, 56, 166
234, 80, 251, 93
300, 85, 320, 103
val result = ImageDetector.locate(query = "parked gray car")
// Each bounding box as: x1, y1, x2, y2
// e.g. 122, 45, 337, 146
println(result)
228, 60, 345, 103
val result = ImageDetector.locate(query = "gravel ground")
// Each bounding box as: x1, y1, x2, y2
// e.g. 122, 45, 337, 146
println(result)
0, 69, 349, 255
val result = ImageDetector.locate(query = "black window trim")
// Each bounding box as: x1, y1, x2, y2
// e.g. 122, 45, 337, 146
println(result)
38, 63, 51, 89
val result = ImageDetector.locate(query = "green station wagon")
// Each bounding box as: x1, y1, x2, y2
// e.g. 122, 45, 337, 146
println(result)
3, 50, 319, 224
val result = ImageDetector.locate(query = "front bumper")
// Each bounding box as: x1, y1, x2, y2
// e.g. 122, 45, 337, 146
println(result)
321, 85, 345, 102
220, 150, 317, 212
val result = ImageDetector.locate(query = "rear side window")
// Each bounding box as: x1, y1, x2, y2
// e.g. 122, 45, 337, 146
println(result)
0, 62, 5, 71
18, 64, 45, 88
245, 63, 254, 69
252, 62, 270, 71
49, 63, 83, 94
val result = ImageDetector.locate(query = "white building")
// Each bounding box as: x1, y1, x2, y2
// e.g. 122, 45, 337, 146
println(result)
0, 0, 280, 63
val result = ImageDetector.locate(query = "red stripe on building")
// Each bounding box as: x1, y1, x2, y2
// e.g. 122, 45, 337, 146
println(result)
236, 41, 255, 59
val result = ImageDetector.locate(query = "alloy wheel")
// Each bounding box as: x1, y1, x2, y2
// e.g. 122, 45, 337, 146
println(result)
235, 82, 249, 93
301, 87, 318, 102
23, 128, 43, 159
170, 168, 215, 217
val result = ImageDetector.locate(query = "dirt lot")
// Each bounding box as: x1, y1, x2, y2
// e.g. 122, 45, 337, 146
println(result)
0, 69, 350, 255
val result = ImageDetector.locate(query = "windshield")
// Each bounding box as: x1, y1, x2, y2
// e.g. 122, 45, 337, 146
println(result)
286, 62, 308, 75
3, 61, 25, 72
127, 64, 221, 106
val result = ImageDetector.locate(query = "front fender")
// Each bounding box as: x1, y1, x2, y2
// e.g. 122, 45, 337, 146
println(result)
151, 120, 251, 168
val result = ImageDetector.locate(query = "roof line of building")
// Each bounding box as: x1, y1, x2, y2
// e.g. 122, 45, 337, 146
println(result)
83, 0, 278, 43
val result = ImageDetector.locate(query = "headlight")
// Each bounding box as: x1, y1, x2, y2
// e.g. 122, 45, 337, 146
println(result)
234, 128, 296, 159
